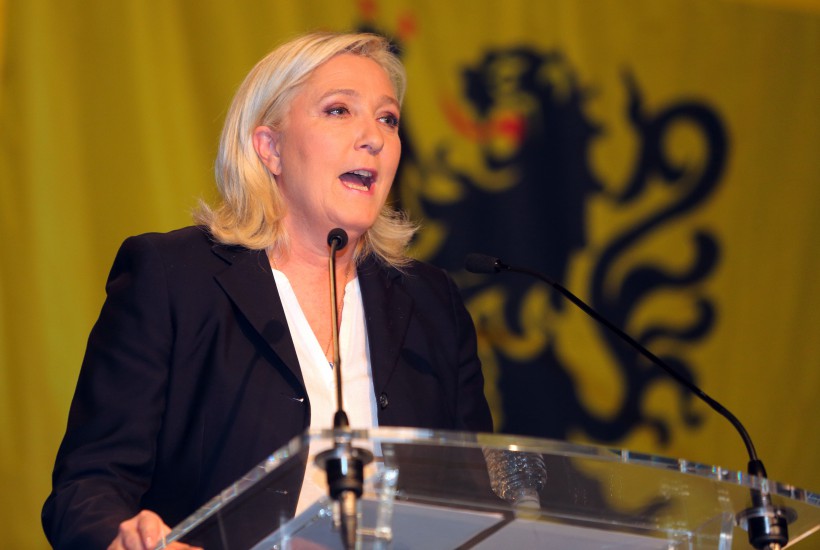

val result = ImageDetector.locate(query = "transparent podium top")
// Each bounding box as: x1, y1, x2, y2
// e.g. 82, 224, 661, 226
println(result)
159, 427, 820, 549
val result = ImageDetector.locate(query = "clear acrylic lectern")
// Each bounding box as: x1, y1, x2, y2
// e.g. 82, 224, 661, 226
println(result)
157, 428, 820, 549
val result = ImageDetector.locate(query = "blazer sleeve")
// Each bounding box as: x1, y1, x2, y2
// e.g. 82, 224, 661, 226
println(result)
446, 272, 494, 433
42, 234, 173, 549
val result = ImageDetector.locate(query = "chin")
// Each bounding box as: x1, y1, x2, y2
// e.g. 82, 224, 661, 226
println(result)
336, 214, 380, 235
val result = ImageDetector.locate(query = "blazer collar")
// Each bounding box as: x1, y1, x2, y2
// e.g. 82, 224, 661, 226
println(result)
210, 244, 304, 390
358, 256, 413, 394
209, 245, 413, 396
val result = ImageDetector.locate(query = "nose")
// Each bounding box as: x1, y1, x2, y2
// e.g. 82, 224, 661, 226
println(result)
355, 118, 385, 155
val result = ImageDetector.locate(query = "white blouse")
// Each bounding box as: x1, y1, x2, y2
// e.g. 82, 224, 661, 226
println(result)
271, 268, 379, 513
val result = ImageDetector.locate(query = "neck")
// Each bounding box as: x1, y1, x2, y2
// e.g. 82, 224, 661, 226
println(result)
269, 238, 358, 364
273, 218, 360, 275
270, 238, 357, 275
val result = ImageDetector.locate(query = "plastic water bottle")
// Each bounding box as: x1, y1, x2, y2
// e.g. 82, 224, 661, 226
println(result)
483, 448, 547, 508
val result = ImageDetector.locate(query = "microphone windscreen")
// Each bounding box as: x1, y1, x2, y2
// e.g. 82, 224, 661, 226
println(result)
465, 253, 501, 274
327, 228, 349, 250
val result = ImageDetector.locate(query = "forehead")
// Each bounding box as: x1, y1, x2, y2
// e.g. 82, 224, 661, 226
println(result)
303, 53, 397, 98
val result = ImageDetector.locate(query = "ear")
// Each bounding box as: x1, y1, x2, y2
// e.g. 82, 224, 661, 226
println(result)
252, 126, 282, 175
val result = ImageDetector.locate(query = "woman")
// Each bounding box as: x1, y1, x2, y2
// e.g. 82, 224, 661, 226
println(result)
42, 32, 492, 550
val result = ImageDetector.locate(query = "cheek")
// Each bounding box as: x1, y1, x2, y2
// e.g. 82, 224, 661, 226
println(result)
385, 139, 401, 175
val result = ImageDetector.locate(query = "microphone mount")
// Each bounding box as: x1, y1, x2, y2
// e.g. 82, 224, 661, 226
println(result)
465, 253, 793, 549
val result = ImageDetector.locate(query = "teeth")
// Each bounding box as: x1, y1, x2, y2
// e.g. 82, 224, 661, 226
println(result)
341, 169, 374, 190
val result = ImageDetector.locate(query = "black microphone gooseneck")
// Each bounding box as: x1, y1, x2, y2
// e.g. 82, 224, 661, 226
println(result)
465, 252, 793, 550
317, 228, 372, 550
327, 227, 349, 429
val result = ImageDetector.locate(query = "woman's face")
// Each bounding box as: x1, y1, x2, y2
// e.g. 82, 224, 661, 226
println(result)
262, 53, 401, 247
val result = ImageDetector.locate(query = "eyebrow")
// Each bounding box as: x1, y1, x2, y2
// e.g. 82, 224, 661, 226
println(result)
319, 88, 400, 110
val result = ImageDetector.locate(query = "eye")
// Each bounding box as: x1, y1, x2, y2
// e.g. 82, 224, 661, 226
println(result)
379, 113, 400, 129
325, 105, 350, 116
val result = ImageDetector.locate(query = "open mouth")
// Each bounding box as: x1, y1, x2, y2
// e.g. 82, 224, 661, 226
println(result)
339, 169, 375, 191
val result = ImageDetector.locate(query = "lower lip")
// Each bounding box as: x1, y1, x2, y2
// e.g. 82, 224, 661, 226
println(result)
340, 179, 374, 193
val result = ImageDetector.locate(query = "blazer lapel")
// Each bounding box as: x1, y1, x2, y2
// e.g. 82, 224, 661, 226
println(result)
358, 257, 413, 394
210, 244, 304, 389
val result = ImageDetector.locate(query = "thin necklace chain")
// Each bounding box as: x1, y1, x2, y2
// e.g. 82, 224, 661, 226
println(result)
271, 253, 353, 363
325, 259, 354, 363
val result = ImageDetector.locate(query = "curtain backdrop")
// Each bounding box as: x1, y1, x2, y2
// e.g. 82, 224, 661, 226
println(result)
2, 1, 819, 547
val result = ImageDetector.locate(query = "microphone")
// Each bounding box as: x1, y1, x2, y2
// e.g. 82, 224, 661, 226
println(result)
327, 227, 349, 253
316, 228, 372, 550
466, 253, 793, 550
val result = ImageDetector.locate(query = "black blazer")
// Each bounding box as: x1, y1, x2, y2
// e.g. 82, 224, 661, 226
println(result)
42, 226, 492, 549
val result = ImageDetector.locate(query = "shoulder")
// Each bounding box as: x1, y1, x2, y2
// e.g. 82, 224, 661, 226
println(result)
360, 256, 463, 309
121, 226, 214, 255
400, 259, 457, 295
361, 256, 452, 288
107, 226, 264, 290
116, 225, 260, 268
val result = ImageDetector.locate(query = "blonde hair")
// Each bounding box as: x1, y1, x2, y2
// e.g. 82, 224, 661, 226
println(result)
195, 31, 417, 266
